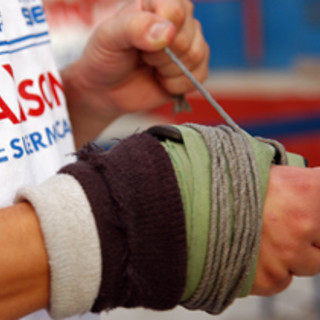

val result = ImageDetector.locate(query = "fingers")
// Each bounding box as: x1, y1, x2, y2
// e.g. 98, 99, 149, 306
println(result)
81, 0, 209, 102
251, 218, 293, 296
106, 0, 194, 52
251, 262, 292, 296
142, 20, 208, 77
142, 23, 209, 94
143, 0, 195, 54
266, 225, 320, 277
251, 218, 320, 296
157, 49, 209, 94
104, 0, 209, 94
142, 0, 210, 94
96, 11, 176, 53
288, 246, 320, 276
143, 0, 193, 30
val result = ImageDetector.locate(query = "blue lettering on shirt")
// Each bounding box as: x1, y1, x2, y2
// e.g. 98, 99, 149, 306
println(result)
11, 139, 24, 159
0, 148, 8, 163
21, 6, 46, 26
7, 117, 72, 162
30, 132, 47, 151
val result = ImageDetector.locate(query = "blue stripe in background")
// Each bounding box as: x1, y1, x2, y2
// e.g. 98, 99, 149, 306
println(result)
239, 114, 320, 138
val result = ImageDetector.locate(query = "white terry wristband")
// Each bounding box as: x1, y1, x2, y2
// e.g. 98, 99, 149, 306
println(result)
15, 174, 102, 319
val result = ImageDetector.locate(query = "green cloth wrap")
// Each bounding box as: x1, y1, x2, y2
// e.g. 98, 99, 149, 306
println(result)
161, 126, 211, 302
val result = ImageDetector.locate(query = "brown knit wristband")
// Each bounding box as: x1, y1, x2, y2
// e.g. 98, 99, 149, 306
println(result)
59, 144, 126, 311
59, 133, 187, 312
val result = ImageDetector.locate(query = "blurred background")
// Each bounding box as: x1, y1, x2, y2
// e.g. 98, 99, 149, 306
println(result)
43, 0, 320, 319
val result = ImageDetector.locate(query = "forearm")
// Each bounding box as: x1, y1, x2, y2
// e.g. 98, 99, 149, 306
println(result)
0, 203, 49, 320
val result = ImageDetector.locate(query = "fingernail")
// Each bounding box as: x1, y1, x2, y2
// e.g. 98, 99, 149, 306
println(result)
148, 21, 171, 43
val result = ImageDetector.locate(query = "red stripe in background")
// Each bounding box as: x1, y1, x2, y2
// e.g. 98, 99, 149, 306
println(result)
151, 93, 320, 125
151, 94, 320, 166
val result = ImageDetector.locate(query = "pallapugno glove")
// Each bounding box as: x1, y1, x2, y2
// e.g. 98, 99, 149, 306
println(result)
15, 123, 306, 319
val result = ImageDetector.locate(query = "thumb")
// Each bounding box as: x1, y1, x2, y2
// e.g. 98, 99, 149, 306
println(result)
102, 11, 177, 52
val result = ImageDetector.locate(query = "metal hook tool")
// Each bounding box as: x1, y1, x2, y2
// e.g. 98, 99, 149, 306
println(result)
164, 47, 240, 131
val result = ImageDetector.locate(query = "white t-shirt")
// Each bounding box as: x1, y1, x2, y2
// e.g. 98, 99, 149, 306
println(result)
0, 0, 76, 207
0, 1, 98, 319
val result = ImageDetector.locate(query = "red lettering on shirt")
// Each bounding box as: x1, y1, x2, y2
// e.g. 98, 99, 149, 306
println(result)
39, 74, 53, 109
0, 64, 65, 124
48, 72, 63, 107
0, 96, 20, 124
19, 79, 46, 117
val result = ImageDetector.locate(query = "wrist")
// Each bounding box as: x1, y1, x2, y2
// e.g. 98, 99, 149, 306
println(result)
61, 60, 122, 148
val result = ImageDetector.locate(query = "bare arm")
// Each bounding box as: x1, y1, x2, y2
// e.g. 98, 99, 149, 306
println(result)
0, 202, 49, 320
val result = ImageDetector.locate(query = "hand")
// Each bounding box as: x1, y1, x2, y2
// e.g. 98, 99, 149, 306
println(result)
251, 166, 320, 296
67, 0, 209, 117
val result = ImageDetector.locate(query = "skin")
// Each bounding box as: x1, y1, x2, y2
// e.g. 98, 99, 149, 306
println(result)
0, 203, 49, 320
62, 0, 209, 148
252, 166, 320, 296
1, 0, 320, 318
